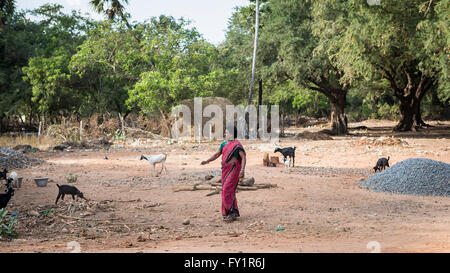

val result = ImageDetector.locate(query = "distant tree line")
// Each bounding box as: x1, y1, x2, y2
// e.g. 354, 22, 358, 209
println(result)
0, 0, 448, 135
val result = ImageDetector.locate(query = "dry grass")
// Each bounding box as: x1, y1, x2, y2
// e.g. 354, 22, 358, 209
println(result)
0, 135, 59, 151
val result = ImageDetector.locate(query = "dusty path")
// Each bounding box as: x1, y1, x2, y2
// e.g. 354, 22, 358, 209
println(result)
0, 120, 449, 252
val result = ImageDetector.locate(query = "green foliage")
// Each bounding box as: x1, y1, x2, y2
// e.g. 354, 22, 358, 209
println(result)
1, 0, 449, 133
66, 173, 78, 183
127, 16, 233, 114
313, 0, 447, 98
69, 20, 142, 116
42, 208, 54, 216
0, 209, 17, 238
292, 88, 329, 118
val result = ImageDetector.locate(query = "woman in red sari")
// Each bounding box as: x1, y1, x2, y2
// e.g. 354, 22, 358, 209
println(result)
201, 126, 246, 222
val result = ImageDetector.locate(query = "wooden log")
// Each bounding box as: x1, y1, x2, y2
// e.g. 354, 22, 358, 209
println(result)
172, 184, 215, 192
255, 183, 277, 189
206, 187, 221, 196
57, 214, 120, 221
237, 186, 258, 191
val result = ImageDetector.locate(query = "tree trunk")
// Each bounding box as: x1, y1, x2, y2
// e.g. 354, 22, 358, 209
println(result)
306, 76, 348, 136
383, 67, 433, 132
394, 96, 417, 131
393, 72, 432, 131
330, 93, 348, 135
258, 78, 262, 109
257, 78, 262, 131
393, 94, 430, 131
414, 98, 432, 127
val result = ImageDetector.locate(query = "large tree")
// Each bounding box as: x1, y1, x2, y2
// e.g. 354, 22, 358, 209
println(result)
314, 0, 448, 131
126, 16, 233, 135
22, 4, 92, 123
261, 0, 350, 134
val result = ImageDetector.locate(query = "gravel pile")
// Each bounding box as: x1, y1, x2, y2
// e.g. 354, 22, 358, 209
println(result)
360, 158, 450, 197
0, 147, 44, 170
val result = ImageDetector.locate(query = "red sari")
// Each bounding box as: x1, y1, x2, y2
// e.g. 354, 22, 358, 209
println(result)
220, 141, 245, 217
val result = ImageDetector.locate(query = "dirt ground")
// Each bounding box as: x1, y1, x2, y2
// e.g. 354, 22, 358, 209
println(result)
1, 120, 449, 253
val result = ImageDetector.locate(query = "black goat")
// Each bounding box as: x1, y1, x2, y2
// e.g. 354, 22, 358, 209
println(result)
0, 187, 15, 209
373, 156, 390, 172
274, 147, 296, 167
55, 184, 88, 204
0, 168, 7, 181
5, 178, 13, 189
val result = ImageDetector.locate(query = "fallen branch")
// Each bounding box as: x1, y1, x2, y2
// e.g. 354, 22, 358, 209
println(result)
205, 183, 277, 196
114, 199, 142, 203
237, 186, 258, 191
173, 183, 215, 192
255, 183, 277, 189
206, 187, 221, 196
56, 214, 120, 221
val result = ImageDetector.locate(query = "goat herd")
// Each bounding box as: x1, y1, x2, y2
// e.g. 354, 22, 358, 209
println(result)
0, 152, 169, 211
274, 146, 390, 172
0, 167, 88, 210
0, 148, 390, 212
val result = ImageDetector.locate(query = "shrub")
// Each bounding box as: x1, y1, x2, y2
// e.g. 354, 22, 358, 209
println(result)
0, 209, 18, 239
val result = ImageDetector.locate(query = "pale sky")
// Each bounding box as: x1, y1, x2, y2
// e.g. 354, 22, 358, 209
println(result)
16, 0, 250, 44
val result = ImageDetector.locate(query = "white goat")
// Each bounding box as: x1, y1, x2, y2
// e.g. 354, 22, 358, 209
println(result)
140, 154, 167, 176
283, 158, 290, 170
6, 171, 18, 188
8, 171, 18, 181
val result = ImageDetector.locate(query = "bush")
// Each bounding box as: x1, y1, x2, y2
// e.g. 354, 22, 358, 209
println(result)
66, 173, 78, 183
0, 209, 17, 239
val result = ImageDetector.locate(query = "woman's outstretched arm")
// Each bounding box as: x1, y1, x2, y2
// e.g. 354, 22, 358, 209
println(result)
239, 151, 246, 178
201, 150, 221, 165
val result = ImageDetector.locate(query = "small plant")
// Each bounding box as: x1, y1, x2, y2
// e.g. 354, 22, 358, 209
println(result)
113, 129, 125, 141
42, 208, 54, 216
0, 209, 18, 239
66, 173, 78, 183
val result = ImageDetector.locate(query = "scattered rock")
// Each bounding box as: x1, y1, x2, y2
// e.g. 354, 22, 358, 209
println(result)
354, 137, 408, 147
137, 233, 149, 242
0, 147, 44, 169
13, 145, 40, 153
28, 210, 40, 217
182, 219, 190, 225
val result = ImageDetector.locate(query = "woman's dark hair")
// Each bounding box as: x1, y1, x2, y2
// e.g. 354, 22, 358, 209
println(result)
226, 126, 238, 139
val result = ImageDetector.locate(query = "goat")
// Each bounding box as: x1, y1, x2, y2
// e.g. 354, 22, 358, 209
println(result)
0, 187, 15, 209
6, 171, 18, 188
0, 168, 7, 181
140, 154, 167, 176
55, 184, 88, 204
274, 147, 296, 167
283, 157, 291, 170
5, 178, 13, 189
8, 171, 17, 181
373, 156, 390, 172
